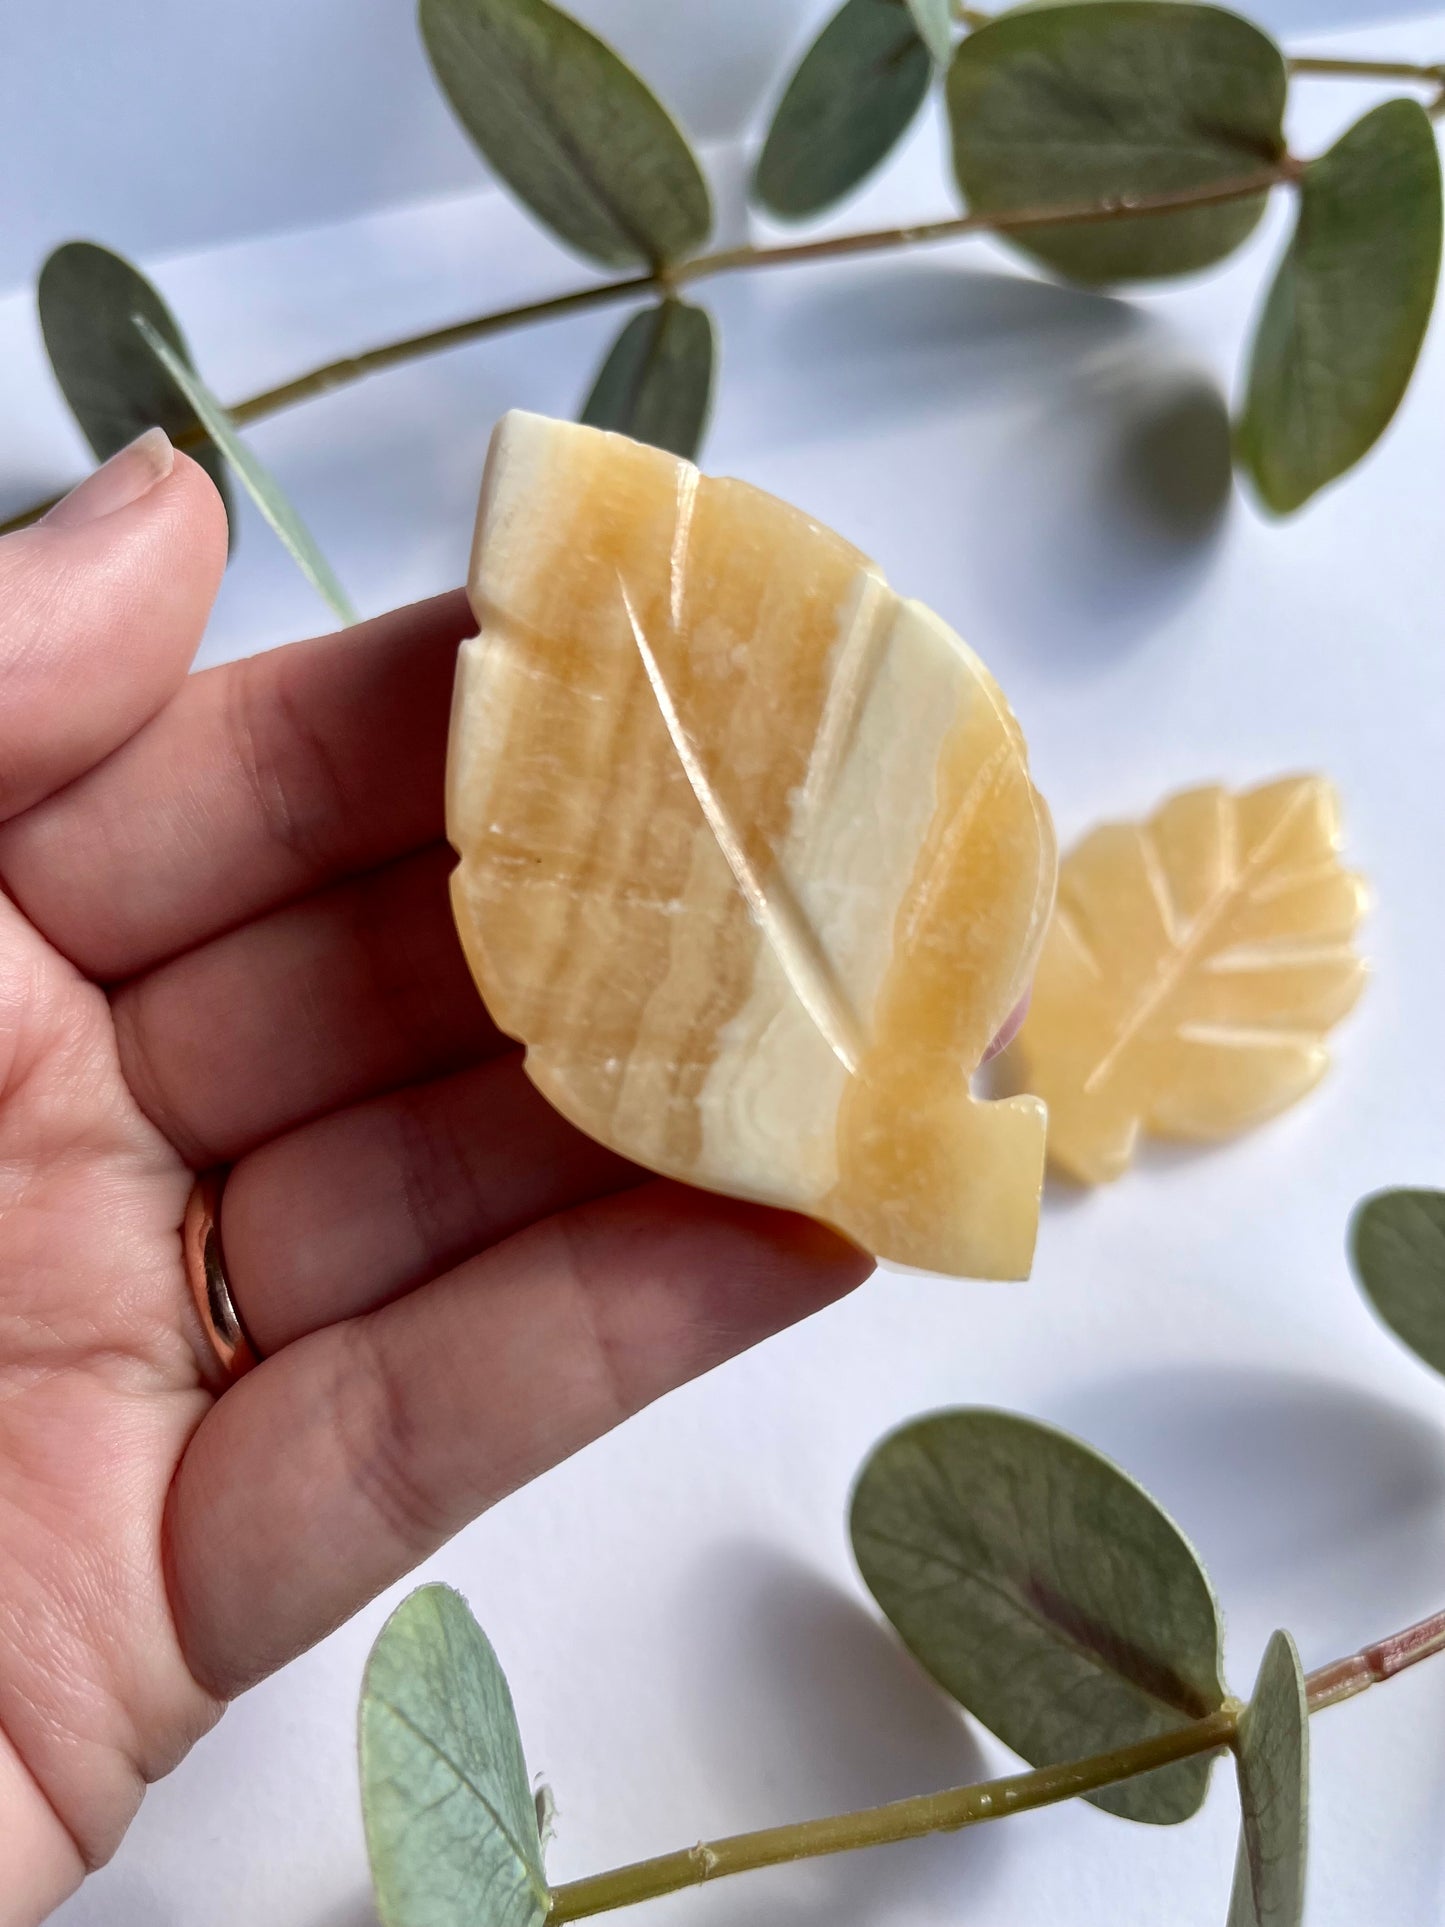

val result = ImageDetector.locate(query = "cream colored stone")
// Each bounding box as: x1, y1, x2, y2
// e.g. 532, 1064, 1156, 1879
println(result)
447, 413, 1056, 1278
1010, 775, 1368, 1184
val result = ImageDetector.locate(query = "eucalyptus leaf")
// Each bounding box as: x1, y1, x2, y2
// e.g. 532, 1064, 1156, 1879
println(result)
361, 1586, 548, 1927
851, 1409, 1226, 1823
134, 315, 357, 626
1238, 100, 1442, 515
754, 0, 932, 221
420, 0, 711, 268
946, 2, 1287, 283
907, 0, 954, 65
580, 299, 715, 458
1349, 1188, 1445, 1379
1227, 1631, 1309, 1927
37, 241, 233, 530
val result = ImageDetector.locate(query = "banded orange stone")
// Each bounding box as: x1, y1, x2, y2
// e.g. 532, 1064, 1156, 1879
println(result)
447, 413, 1056, 1278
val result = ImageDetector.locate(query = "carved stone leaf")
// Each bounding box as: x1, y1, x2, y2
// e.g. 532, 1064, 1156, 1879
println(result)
360, 1586, 548, 1927
448, 412, 1056, 1279
851, 1408, 1226, 1824
1227, 1631, 1309, 1927
1010, 776, 1367, 1184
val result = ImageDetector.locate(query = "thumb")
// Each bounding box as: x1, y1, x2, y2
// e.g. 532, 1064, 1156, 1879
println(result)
0, 430, 227, 822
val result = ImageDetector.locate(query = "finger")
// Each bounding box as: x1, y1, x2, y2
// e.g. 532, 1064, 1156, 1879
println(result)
167, 1187, 872, 1693
111, 844, 504, 1166
0, 436, 225, 823
222, 1055, 641, 1353
0, 588, 471, 982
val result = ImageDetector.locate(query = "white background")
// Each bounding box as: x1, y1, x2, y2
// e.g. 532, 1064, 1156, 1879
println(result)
5, 2, 1445, 1923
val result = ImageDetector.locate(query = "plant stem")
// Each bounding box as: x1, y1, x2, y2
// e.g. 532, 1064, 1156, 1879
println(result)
1303, 1603, 1445, 1711
545, 1602, 1445, 1922
0, 165, 1289, 539
1287, 54, 1445, 83
546, 1709, 1239, 1922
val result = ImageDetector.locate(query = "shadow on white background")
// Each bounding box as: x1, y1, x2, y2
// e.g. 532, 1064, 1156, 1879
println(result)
672, 1543, 1005, 1926
1055, 1364, 1445, 1666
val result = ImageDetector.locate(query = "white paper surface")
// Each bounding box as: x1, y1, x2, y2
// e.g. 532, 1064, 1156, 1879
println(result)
3, 9, 1443, 1924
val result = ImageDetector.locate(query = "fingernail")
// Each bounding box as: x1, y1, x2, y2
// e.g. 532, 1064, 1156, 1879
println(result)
44, 427, 174, 529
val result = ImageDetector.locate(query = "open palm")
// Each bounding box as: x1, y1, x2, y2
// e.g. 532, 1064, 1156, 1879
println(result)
0, 441, 869, 1923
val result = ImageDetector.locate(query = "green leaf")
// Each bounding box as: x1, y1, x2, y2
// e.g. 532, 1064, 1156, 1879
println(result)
420, 0, 711, 269
851, 1408, 1226, 1824
907, 0, 954, 65
753, 0, 933, 221
360, 1585, 548, 1927
579, 299, 716, 459
946, 2, 1287, 283
133, 315, 357, 626
1238, 100, 1442, 515
37, 241, 234, 530
1349, 1188, 1445, 1379
1227, 1631, 1309, 1927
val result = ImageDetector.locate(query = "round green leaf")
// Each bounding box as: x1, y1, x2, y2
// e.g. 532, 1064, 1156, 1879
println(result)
580, 298, 716, 459
360, 1585, 548, 1927
1227, 1631, 1309, 1927
37, 241, 233, 526
420, 0, 711, 269
851, 1408, 1226, 1824
753, 0, 932, 222
1238, 100, 1442, 515
1349, 1187, 1445, 1379
946, 2, 1287, 283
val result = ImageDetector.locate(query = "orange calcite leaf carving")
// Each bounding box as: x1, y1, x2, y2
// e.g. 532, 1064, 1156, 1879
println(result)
1011, 776, 1368, 1184
447, 413, 1056, 1279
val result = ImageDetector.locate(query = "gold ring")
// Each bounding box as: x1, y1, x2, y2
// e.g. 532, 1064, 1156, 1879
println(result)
182, 1171, 260, 1384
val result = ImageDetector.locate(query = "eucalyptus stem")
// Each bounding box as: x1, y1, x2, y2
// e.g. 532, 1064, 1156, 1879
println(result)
1287, 53, 1445, 83
545, 1708, 1240, 1922
1303, 1602, 1445, 1711
545, 1602, 1445, 1922
0, 164, 1292, 539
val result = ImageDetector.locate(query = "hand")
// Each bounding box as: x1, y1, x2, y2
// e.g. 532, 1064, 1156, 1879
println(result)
0, 434, 872, 1923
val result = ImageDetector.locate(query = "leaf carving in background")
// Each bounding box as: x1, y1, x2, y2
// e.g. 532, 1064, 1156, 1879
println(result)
580, 299, 716, 459
946, 2, 1287, 283
361, 1585, 548, 1927
420, 0, 711, 269
1350, 1188, 1445, 1379
1009, 776, 1367, 1183
1227, 1631, 1309, 1927
134, 316, 357, 626
753, 0, 933, 221
1239, 99, 1443, 514
37, 240, 234, 535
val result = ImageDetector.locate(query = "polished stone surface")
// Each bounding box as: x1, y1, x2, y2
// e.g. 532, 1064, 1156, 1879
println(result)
448, 412, 1056, 1277
1010, 776, 1368, 1184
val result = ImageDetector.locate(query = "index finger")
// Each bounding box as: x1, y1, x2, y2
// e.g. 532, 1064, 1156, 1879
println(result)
0, 589, 474, 982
